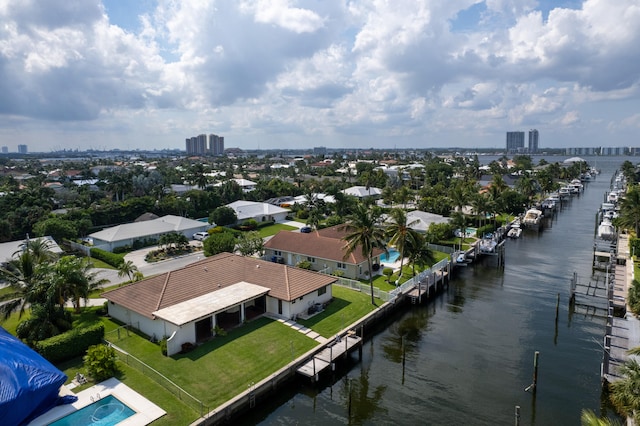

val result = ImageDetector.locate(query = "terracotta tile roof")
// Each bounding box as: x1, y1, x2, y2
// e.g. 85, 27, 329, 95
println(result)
102, 253, 336, 319
264, 225, 384, 264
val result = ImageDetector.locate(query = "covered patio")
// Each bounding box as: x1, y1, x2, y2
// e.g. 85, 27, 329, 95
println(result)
153, 282, 269, 351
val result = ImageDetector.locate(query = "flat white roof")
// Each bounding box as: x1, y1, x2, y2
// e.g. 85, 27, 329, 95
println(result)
153, 282, 270, 326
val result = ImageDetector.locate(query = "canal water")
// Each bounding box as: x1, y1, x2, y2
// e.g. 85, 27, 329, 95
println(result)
246, 156, 625, 425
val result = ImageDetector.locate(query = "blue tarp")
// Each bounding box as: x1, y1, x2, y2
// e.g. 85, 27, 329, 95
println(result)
0, 326, 75, 425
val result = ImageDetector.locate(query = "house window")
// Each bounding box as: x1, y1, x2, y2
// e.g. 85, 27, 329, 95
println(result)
274, 250, 282, 256
318, 286, 327, 296
307, 257, 315, 263
337, 262, 347, 269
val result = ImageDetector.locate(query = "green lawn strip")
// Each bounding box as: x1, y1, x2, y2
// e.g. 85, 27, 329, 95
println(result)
297, 286, 379, 338
257, 223, 297, 238
103, 317, 318, 408
88, 258, 116, 270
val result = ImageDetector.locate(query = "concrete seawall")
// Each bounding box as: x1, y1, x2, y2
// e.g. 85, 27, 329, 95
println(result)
191, 295, 407, 425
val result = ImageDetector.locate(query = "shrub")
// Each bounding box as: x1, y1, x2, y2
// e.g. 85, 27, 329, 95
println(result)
159, 337, 168, 356
90, 248, 125, 268
256, 220, 275, 229
332, 270, 344, 277
240, 219, 258, 231
297, 210, 309, 220
35, 323, 105, 363
296, 260, 312, 270
214, 325, 227, 336
84, 344, 119, 382
476, 224, 496, 238
112, 245, 131, 254
383, 267, 393, 282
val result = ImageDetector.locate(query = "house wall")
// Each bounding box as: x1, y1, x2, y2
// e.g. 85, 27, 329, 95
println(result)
95, 225, 208, 252
108, 302, 184, 356
263, 248, 373, 280
265, 286, 333, 320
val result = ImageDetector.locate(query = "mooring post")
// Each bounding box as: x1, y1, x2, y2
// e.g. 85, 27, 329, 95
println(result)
515, 405, 520, 426
533, 351, 539, 391
330, 345, 335, 371
312, 356, 317, 382
555, 293, 560, 322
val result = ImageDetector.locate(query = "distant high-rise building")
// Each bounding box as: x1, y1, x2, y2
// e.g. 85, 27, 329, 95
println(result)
528, 129, 539, 153
185, 135, 208, 155
17, 144, 27, 154
506, 132, 524, 153
313, 146, 327, 156
209, 134, 224, 156
1, 146, 7, 154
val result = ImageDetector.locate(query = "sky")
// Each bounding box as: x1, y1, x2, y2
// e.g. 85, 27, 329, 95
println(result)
0, 0, 638, 153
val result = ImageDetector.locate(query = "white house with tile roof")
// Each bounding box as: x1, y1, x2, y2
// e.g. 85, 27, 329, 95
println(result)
103, 253, 336, 356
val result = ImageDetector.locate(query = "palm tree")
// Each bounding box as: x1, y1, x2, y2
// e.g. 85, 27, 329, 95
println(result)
52, 256, 109, 312
617, 185, 640, 236
450, 211, 467, 250
406, 233, 436, 277
580, 409, 621, 426
0, 238, 58, 320
609, 357, 640, 423
386, 209, 420, 281
341, 203, 387, 305
117, 260, 140, 282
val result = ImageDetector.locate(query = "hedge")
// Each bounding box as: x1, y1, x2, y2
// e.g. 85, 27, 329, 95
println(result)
90, 247, 125, 268
35, 323, 105, 363
476, 224, 496, 238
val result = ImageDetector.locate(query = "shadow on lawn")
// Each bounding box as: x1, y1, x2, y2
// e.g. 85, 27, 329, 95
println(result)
174, 317, 274, 361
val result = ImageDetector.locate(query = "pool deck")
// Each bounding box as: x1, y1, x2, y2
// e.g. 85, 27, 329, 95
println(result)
28, 377, 166, 426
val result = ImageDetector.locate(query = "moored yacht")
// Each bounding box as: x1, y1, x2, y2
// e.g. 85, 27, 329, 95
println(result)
522, 208, 543, 229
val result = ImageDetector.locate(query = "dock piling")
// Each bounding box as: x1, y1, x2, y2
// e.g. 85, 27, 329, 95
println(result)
515, 405, 520, 426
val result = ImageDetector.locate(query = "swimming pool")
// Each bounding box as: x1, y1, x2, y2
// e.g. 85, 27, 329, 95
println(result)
380, 248, 401, 263
49, 395, 135, 426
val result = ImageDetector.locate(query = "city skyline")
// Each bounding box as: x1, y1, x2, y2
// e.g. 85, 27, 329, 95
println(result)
0, 1, 638, 153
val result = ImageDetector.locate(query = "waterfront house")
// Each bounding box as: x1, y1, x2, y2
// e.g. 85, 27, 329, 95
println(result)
102, 253, 336, 356
263, 225, 385, 280
88, 215, 208, 252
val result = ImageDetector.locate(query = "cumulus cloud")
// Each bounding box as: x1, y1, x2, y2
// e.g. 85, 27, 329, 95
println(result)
0, 0, 638, 150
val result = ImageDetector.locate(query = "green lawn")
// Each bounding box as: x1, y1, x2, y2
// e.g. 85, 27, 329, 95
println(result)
296, 285, 380, 337
88, 258, 116, 270
257, 223, 297, 238
103, 316, 318, 408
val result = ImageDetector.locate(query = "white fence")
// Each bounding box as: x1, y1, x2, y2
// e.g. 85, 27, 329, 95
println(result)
332, 276, 393, 302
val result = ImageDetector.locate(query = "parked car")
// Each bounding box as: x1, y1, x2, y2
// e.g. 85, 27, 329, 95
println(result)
193, 231, 209, 241
300, 226, 312, 233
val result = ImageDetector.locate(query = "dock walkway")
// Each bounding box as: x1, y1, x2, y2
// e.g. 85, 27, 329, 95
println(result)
296, 333, 362, 380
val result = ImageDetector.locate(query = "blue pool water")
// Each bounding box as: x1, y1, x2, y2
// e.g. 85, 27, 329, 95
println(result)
50, 395, 135, 426
380, 248, 400, 263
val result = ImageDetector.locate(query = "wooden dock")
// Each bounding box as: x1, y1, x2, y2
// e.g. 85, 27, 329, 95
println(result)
296, 333, 362, 380
406, 270, 448, 303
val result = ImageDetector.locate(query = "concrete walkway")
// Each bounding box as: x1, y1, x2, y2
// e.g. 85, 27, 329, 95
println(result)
265, 314, 328, 344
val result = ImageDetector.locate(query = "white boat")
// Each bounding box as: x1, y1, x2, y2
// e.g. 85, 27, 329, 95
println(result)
597, 218, 616, 241
507, 226, 522, 238
608, 191, 619, 203
558, 187, 571, 199
478, 238, 497, 253
522, 208, 543, 228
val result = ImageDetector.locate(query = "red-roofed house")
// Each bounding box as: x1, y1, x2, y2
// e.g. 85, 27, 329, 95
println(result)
263, 226, 385, 280
102, 253, 336, 356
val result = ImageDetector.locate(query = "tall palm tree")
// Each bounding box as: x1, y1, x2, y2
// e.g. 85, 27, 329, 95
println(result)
386, 208, 420, 281
341, 203, 387, 305
406, 233, 436, 277
450, 211, 467, 250
618, 185, 640, 236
